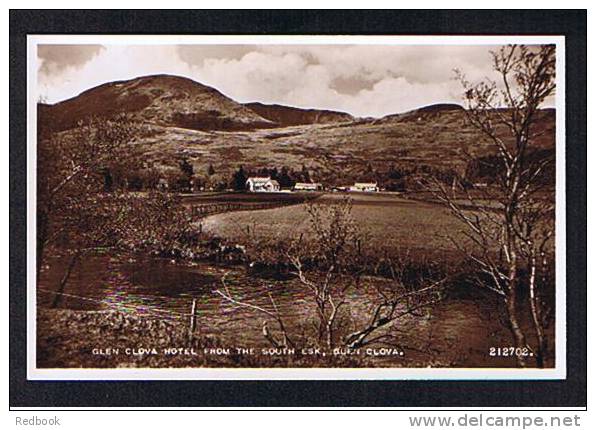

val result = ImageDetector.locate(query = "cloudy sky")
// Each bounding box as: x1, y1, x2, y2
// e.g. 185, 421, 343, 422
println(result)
36, 43, 550, 118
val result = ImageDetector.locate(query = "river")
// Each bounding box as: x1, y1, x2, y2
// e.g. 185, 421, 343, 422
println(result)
37, 253, 521, 368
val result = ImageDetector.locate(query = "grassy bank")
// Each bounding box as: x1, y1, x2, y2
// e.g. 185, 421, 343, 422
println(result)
202, 192, 471, 261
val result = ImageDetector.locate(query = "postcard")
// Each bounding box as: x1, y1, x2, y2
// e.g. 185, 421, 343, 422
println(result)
27, 35, 566, 380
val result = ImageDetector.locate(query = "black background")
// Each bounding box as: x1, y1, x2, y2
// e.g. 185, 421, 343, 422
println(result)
9, 9, 587, 408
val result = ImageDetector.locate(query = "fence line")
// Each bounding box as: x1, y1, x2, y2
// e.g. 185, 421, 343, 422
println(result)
189, 199, 300, 219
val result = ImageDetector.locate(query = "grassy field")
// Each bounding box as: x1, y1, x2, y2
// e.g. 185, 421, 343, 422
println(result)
180, 191, 318, 205
201, 192, 471, 260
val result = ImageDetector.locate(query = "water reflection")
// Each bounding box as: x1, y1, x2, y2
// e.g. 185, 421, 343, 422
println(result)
37, 254, 517, 367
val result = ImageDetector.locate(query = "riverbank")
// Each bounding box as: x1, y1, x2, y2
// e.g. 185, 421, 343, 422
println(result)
36, 262, 529, 369
36, 308, 377, 368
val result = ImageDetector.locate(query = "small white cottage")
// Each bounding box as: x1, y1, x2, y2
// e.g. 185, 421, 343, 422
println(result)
246, 177, 280, 192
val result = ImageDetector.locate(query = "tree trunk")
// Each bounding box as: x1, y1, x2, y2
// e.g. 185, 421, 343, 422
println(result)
51, 254, 80, 309
36, 211, 49, 282
528, 252, 547, 368
505, 261, 528, 368
503, 202, 529, 368
505, 294, 528, 367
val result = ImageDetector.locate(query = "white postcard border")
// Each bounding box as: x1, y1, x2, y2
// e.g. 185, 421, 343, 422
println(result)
26, 34, 567, 381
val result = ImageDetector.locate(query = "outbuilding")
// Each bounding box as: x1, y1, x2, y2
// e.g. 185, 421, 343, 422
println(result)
349, 182, 379, 192
293, 182, 323, 192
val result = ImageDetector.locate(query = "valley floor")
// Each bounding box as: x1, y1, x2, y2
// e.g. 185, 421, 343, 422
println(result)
35, 191, 555, 370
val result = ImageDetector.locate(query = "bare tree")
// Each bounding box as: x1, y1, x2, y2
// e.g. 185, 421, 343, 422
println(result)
285, 199, 364, 348
215, 272, 296, 349
425, 45, 556, 367
215, 197, 445, 353
37, 114, 194, 307
37, 115, 138, 278
344, 275, 445, 349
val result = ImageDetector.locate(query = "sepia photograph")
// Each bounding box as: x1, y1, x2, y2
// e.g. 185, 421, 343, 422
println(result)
27, 35, 565, 379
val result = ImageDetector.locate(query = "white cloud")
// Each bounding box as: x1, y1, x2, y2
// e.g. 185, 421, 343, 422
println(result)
37, 43, 554, 118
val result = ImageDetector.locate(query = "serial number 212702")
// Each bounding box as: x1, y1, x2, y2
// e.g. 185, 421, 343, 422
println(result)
489, 347, 533, 357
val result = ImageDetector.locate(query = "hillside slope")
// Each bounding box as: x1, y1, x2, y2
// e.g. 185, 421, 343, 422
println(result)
38, 75, 556, 187
39, 74, 275, 132
244, 102, 355, 126
121, 104, 554, 186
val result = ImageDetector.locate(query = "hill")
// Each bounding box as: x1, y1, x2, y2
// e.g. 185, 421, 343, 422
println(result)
120, 104, 554, 188
37, 74, 556, 188
373, 103, 465, 124
39, 74, 275, 132
244, 102, 354, 126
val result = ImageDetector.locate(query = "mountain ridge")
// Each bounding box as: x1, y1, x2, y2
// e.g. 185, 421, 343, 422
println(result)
244, 102, 355, 126
37, 74, 556, 187
39, 74, 274, 132
40, 74, 362, 132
